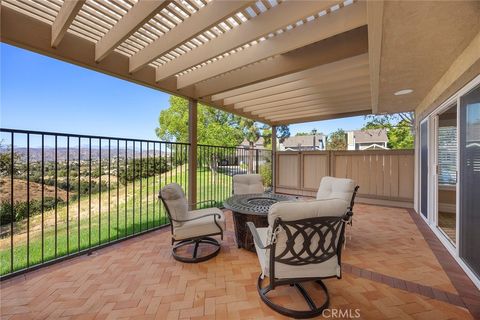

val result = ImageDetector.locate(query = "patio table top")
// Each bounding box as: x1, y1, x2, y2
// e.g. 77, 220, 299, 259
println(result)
223, 193, 296, 215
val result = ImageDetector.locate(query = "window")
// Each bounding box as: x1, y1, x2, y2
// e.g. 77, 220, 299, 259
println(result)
438, 126, 457, 185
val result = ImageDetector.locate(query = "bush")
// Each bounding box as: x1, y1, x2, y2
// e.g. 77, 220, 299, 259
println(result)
117, 157, 171, 185
0, 197, 65, 226
259, 164, 272, 187
0, 201, 13, 225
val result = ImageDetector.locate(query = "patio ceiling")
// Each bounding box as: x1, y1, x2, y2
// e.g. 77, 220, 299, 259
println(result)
1, 0, 479, 125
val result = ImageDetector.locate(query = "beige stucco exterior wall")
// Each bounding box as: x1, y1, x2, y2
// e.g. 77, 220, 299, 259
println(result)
412, 30, 480, 214
415, 30, 480, 120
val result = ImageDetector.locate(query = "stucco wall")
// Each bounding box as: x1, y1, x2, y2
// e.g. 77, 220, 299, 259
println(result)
415, 31, 480, 121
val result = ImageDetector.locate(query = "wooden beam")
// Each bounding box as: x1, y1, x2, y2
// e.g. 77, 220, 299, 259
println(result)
252, 96, 372, 116
243, 87, 371, 112
201, 97, 270, 124
95, 0, 171, 62
188, 99, 198, 210
234, 80, 370, 110
177, 1, 367, 88
193, 26, 369, 98
130, 0, 254, 73
155, 0, 341, 82
267, 107, 370, 121
227, 65, 369, 106
211, 54, 368, 102
51, 0, 85, 48
271, 110, 371, 125
259, 103, 372, 121
367, 0, 384, 114
272, 107, 372, 123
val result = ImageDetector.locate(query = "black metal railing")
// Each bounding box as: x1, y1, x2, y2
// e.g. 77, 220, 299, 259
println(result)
0, 128, 271, 278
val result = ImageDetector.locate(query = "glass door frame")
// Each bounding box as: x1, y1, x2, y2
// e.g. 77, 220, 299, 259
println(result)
431, 103, 459, 251
419, 74, 480, 288
419, 118, 430, 221
458, 81, 480, 280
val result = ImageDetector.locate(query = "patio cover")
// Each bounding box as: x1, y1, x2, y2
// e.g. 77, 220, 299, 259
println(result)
1, 0, 479, 125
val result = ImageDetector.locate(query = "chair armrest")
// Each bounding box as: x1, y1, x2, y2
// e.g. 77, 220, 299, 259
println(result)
247, 222, 270, 249
343, 210, 353, 222
171, 213, 222, 223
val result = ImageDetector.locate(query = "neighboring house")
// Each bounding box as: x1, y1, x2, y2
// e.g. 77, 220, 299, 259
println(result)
347, 129, 389, 150
279, 134, 326, 151
234, 137, 266, 168
237, 137, 266, 150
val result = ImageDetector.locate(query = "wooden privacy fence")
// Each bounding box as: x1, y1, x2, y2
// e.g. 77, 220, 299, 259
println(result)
275, 150, 414, 202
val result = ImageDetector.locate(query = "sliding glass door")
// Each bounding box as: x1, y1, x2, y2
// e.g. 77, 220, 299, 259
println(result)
459, 84, 480, 278
436, 105, 457, 244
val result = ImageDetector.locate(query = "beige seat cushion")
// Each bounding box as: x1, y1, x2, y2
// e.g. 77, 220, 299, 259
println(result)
316, 176, 356, 203
253, 199, 348, 279
233, 174, 264, 195
173, 208, 226, 241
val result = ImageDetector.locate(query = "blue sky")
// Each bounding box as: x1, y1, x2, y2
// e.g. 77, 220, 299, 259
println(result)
1, 43, 366, 140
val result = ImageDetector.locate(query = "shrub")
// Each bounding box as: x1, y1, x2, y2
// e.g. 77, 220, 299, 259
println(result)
0, 197, 65, 226
117, 157, 171, 185
259, 164, 272, 187
0, 201, 13, 225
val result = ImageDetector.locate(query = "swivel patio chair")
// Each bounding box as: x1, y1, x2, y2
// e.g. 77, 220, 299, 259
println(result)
316, 176, 359, 210
247, 199, 352, 318
233, 173, 264, 195
316, 176, 359, 226
159, 183, 225, 263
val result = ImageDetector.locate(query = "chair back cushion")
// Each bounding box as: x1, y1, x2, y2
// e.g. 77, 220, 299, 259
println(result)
265, 199, 349, 279
268, 198, 348, 226
233, 174, 264, 195
316, 176, 355, 203
160, 183, 188, 226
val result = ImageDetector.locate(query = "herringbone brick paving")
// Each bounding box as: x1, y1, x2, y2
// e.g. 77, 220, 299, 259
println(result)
1, 204, 477, 319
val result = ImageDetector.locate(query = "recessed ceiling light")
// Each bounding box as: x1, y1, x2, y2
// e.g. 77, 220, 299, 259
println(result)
394, 89, 413, 96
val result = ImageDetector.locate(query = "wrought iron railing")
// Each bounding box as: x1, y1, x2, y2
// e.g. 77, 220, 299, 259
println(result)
0, 128, 271, 278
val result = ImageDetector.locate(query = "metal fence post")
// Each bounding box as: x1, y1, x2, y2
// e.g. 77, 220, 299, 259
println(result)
188, 99, 198, 210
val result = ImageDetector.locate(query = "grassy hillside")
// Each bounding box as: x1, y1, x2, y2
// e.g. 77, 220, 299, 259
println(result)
0, 165, 233, 275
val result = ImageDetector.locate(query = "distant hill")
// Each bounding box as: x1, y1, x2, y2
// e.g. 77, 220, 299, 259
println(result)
0, 147, 170, 162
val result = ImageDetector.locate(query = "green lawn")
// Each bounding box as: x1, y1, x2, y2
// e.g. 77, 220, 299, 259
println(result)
0, 166, 233, 275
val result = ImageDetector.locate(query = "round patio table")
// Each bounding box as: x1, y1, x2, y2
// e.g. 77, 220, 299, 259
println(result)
224, 193, 296, 252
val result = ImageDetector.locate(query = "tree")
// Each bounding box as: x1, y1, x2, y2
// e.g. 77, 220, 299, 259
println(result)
276, 125, 291, 143
295, 129, 321, 136
261, 125, 290, 147
239, 119, 261, 174
156, 96, 244, 146
362, 112, 414, 149
157, 96, 292, 146
0, 141, 22, 177
157, 96, 290, 173
327, 129, 347, 150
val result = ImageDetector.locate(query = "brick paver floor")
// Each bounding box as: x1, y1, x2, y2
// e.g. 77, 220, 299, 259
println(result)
1, 204, 478, 319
